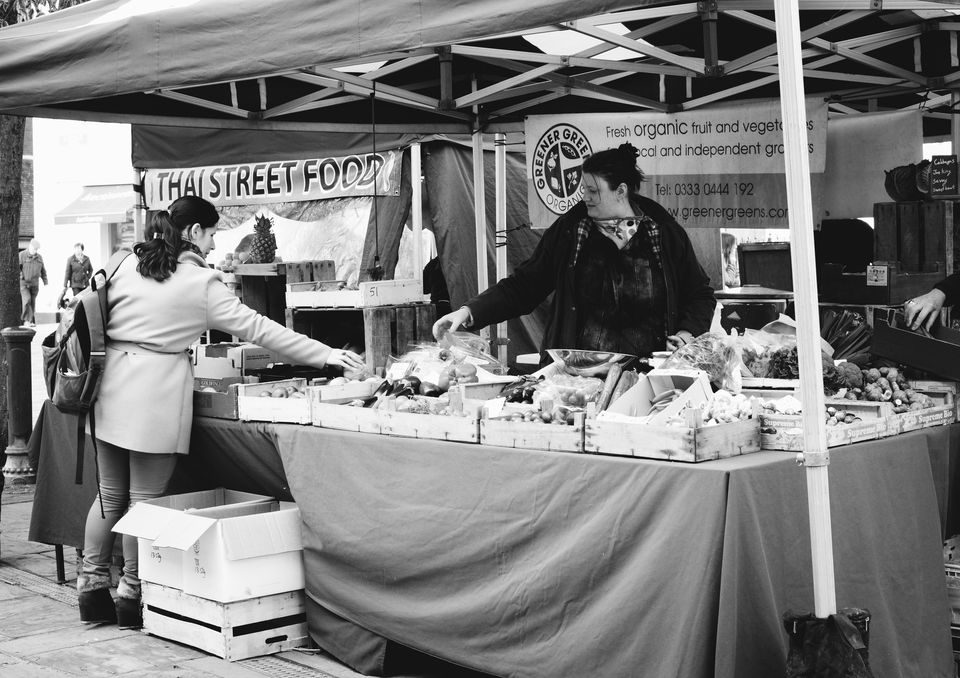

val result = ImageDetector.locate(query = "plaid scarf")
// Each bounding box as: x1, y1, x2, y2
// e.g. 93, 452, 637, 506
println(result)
572, 210, 662, 267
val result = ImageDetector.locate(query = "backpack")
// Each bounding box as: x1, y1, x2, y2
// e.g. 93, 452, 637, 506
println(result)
40, 250, 131, 484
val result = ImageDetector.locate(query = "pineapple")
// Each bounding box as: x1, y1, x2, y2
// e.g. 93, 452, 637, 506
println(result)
249, 213, 277, 264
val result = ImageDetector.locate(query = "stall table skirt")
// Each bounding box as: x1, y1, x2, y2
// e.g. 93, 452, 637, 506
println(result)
26, 402, 958, 677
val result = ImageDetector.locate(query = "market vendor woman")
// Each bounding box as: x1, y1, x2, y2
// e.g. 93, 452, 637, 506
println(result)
433, 143, 716, 357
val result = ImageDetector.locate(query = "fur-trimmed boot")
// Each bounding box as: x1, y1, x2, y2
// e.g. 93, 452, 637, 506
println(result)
115, 580, 142, 630
77, 574, 116, 624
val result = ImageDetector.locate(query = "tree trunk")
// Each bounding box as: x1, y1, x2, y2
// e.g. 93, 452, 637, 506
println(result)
0, 114, 26, 481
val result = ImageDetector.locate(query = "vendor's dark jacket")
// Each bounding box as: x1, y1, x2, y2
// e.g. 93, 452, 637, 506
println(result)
467, 197, 716, 354
64, 254, 93, 289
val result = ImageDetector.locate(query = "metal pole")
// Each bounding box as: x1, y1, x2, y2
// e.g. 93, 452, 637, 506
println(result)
494, 132, 509, 364
472, 129, 491, 347
411, 141, 424, 290
773, 0, 836, 617
2, 326, 37, 484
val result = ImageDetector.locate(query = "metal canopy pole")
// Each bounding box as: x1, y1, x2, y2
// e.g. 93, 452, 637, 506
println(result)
494, 132, 508, 364
774, 0, 836, 617
472, 130, 489, 299
410, 141, 424, 290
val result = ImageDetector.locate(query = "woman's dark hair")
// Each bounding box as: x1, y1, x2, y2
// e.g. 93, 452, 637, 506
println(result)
581, 143, 645, 197
133, 195, 219, 281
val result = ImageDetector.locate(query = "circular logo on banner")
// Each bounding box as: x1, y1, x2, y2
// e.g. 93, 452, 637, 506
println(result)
532, 124, 593, 215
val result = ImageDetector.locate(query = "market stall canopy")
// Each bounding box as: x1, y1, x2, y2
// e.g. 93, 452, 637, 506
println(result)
54, 184, 139, 226
0, 0, 957, 137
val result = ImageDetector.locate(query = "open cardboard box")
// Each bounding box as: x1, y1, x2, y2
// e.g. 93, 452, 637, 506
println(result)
114, 488, 303, 602
113, 488, 275, 592
193, 376, 255, 419
602, 368, 712, 426
192, 342, 283, 378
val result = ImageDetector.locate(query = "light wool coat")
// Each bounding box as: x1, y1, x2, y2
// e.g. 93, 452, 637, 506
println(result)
93, 250, 332, 454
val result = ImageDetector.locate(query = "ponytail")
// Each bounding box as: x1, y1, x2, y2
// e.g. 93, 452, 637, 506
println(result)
132, 195, 219, 282
133, 211, 184, 281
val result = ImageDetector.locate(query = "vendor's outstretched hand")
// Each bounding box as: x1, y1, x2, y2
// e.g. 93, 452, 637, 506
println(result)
904, 288, 946, 332
665, 330, 694, 352
326, 349, 366, 372
432, 306, 471, 340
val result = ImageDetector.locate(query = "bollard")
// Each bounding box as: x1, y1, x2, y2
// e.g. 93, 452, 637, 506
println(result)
2, 326, 36, 484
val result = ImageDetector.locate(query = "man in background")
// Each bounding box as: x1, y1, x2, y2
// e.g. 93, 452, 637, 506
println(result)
19, 238, 48, 327
64, 242, 93, 297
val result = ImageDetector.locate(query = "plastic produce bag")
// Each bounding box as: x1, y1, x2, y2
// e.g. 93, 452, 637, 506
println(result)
660, 331, 742, 392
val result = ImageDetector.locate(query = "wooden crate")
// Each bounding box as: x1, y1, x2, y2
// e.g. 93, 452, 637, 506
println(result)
894, 390, 956, 434
285, 303, 436, 377
910, 379, 960, 419
759, 401, 894, 451
142, 582, 308, 662
237, 379, 312, 424
874, 201, 955, 273
310, 396, 381, 434
480, 411, 585, 453
584, 415, 760, 462
377, 398, 484, 443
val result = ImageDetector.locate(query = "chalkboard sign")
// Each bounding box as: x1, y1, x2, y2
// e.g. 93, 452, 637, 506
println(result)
930, 154, 959, 198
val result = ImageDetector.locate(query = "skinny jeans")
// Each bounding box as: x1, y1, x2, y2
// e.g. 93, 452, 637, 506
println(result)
81, 440, 177, 591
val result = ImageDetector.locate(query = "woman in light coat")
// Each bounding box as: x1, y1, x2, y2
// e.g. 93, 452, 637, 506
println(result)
77, 196, 364, 628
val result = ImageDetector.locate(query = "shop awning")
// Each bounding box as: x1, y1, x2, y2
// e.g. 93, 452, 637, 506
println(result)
54, 184, 138, 225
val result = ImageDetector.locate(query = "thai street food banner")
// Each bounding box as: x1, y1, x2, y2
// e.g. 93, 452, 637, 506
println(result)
143, 149, 402, 208
525, 99, 827, 230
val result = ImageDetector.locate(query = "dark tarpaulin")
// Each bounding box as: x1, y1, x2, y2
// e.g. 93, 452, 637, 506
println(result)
132, 126, 419, 168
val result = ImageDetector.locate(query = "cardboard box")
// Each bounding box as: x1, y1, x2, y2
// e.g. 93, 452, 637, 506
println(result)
142, 582, 308, 661
154, 500, 304, 602
871, 309, 960, 381
192, 342, 283, 378
193, 376, 252, 419
605, 369, 713, 426
112, 489, 275, 590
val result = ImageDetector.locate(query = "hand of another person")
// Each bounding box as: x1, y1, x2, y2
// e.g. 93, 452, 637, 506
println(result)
904, 288, 947, 332
665, 330, 694, 352
432, 306, 472, 340
326, 349, 366, 372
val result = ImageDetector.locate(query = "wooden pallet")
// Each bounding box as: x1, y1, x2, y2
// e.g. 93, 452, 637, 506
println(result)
142, 582, 308, 662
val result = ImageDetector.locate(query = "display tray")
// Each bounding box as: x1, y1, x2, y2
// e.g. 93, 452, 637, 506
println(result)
237, 379, 312, 424
584, 415, 760, 462
142, 582, 308, 662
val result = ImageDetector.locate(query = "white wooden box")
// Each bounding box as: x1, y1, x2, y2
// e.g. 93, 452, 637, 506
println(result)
142, 582, 308, 662
237, 379, 313, 424
894, 390, 956, 434
584, 414, 760, 462
286, 279, 429, 308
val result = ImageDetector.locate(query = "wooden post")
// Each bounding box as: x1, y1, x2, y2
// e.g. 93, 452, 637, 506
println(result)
774, 0, 836, 618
